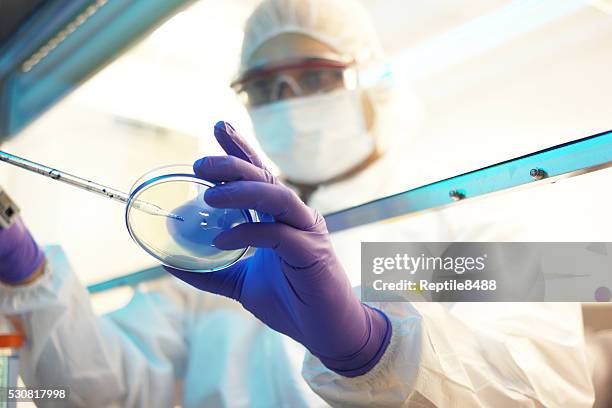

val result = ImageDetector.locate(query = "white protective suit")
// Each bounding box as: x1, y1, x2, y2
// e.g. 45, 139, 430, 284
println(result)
0, 149, 595, 407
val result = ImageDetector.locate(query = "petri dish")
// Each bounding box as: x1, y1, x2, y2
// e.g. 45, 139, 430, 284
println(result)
126, 165, 257, 272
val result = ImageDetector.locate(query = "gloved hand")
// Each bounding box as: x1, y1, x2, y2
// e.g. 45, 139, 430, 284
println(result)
0, 217, 46, 285
166, 121, 392, 377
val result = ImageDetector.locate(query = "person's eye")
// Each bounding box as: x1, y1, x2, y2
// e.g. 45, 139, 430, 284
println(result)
245, 79, 273, 104
252, 79, 273, 93
299, 71, 323, 92
319, 70, 344, 89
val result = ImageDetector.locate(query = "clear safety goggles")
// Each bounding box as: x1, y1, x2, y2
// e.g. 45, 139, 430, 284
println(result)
231, 58, 358, 107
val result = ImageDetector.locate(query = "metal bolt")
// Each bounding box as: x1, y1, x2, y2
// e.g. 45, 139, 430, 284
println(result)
529, 168, 547, 180
449, 190, 465, 201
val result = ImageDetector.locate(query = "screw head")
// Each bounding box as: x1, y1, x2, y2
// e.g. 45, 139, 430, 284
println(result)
449, 190, 465, 201
530, 168, 547, 180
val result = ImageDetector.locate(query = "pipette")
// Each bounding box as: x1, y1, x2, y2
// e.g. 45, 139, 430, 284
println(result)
0, 150, 184, 221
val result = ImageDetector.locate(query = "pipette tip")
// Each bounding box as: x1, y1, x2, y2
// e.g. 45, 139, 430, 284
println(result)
169, 213, 185, 221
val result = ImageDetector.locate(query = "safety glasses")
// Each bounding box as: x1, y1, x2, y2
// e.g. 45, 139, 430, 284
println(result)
231, 58, 357, 106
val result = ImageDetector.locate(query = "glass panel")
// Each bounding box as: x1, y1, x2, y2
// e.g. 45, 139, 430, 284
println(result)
331, 163, 612, 287
4, 0, 612, 284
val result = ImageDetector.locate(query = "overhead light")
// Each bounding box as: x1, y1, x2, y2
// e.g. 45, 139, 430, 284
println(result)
21, 0, 109, 73
393, 0, 586, 80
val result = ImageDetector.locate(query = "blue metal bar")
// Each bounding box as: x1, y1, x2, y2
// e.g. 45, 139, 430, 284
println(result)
0, 1, 91, 77
88, 265, 165, 294
87, 129, 612, 293
1, 0, 194, 138
325, 129, 612, 232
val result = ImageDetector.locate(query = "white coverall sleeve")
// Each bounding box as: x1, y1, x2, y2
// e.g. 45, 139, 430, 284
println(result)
302, 301, 594, 408
0, 246, 188, 407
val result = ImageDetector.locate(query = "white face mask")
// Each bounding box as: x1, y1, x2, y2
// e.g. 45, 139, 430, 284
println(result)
248, 89, 375, 184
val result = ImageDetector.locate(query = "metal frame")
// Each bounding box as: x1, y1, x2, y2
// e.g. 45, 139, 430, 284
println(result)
325, 129, 612, 232
0, 0, 194, 139
88, 265, 165, 294
87, 128, 612, 293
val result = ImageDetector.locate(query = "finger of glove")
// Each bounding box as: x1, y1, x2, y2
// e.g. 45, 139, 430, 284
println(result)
193, 155, 276, 185
213, 222, 315, 267
204, 181, 316, 230
163, 260, 247, 300
213, 121, 265, 169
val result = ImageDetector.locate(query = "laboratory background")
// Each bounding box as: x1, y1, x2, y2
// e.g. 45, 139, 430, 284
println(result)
0, 0, 612, 407
1, 0, 612, 397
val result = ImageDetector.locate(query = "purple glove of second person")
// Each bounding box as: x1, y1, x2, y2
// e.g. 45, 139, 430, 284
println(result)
0, 217, 46, 285
166, 121, 392, 377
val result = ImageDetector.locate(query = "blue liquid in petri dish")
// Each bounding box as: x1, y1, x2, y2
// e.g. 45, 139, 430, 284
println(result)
166, 199, 246, 257
126, 172, 254, 273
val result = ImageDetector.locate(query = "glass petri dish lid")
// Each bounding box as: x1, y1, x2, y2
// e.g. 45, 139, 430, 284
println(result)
126, 165, 256, 272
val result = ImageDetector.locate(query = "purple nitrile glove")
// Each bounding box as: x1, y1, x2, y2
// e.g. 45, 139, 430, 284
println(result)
0, 217, 46, 285
165, 121, 392, 377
